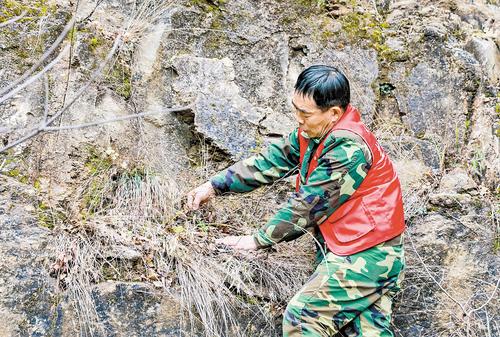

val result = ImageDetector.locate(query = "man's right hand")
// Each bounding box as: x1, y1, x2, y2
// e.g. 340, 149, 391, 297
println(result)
186, 181, 216, 210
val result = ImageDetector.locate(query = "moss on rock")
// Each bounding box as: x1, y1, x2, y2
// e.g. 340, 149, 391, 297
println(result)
0, 0, 57, 23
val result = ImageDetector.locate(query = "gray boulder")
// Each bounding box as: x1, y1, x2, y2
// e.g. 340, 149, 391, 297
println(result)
465, 37, 500, 85
170, 55, 264, 160
390, 57, 479, 144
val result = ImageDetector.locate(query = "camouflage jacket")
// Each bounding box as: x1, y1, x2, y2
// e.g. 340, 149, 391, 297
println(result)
210, 128, 372, 248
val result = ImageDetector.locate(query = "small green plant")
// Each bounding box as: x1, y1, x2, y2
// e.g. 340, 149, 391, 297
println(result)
171, 225, 185, 234
465, 119, 471, 131
0, 0, 56, 23
119, 166, 147, 184
1, 1, 59, 67
82, 179, 108, 215
340, 11, 385, 45
467, 146, 487, 182
236, 294, 259, 305
81, 147, 115, 215
189, 0, 227, 12
33, 178, 41, 190
88, 36, 103, 52
37, 202, 66, 229
84, 147, 113, 175
335, 8, 403, 63
5, 167, 29, 183
197, 220, 209, 232
106, 60, 132, 100
297, 0, 325, 8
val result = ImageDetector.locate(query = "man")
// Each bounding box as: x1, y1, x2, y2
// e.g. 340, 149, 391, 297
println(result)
186, 65, 405, 336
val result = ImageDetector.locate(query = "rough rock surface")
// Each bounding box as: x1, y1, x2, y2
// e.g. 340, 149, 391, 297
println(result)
0, 176, 189, 336
170, 55, 263, 159
391, 58, 477, 140
0, 177, 53, 337
465, 37, 500, 84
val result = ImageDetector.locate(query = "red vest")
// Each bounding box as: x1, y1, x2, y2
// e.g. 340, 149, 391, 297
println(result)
296, 105, 405, 256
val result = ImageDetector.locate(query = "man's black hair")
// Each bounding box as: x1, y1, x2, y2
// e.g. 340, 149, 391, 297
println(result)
294, 65, 350, 110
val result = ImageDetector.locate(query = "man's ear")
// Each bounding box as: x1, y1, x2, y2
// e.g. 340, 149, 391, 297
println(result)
329, 106, 343, 122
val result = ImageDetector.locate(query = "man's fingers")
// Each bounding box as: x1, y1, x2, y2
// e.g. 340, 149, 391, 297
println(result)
185, 182, 216, 211
215, 236, 257, 251
192, 193, 202, 210
215, 236, 237, 246
186, 190, 203, 210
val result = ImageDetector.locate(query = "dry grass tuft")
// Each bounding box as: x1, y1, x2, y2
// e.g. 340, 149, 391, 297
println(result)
50, 233, 108, 337
48, 151, 312, 336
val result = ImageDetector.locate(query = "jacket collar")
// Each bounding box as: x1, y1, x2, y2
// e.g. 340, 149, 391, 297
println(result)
333, 104, 361, 130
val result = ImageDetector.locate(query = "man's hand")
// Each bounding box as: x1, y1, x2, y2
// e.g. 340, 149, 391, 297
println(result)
215, 235, 258, 251
186, 181, 216, 210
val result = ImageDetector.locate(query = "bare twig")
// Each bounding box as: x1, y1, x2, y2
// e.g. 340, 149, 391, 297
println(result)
42, 74, 49, 124
0, 129, 39, 154
43, 105, 193, 131
0, 44, 70, 105
467, 277, 500, 315
486, 310, 492, 337
0, 10, 27, 28
370, 0, 381, 19
407, 230, 468, 315
80, 0, 105, 23
0, 36, 123, 154
59, 6, 79, 113
0, 17, 75, 97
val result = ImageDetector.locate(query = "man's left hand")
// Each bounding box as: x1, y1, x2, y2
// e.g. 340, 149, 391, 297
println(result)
215, 235, 258, 251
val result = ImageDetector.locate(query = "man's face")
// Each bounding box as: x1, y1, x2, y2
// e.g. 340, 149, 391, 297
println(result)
291, 92, 342, 138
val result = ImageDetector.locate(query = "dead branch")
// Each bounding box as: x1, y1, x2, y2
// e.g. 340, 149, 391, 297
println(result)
467, 277, 500, 315
0, 36, 123, 154
42, 104, 193, 132
42, 74, 49, 124
80, 0, 106, 24
0, 44, 70, 105
58, 12, 78, 113
0, 10, 27, 28
0, 17, 75, 97
407, 229, 469, 315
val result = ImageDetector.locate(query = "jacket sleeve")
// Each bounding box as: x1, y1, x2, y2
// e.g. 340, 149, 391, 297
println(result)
210, 129, 300, 194
253, 135, 370, 248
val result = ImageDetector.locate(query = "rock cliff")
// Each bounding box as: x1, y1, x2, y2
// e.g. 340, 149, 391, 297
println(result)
0, 0, 498, 336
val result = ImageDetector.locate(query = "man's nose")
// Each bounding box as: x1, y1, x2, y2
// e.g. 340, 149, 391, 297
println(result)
293, 111, 304, 125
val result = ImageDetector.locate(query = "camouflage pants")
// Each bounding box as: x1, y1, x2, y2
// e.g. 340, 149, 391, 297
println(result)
283, 236, 405, 337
